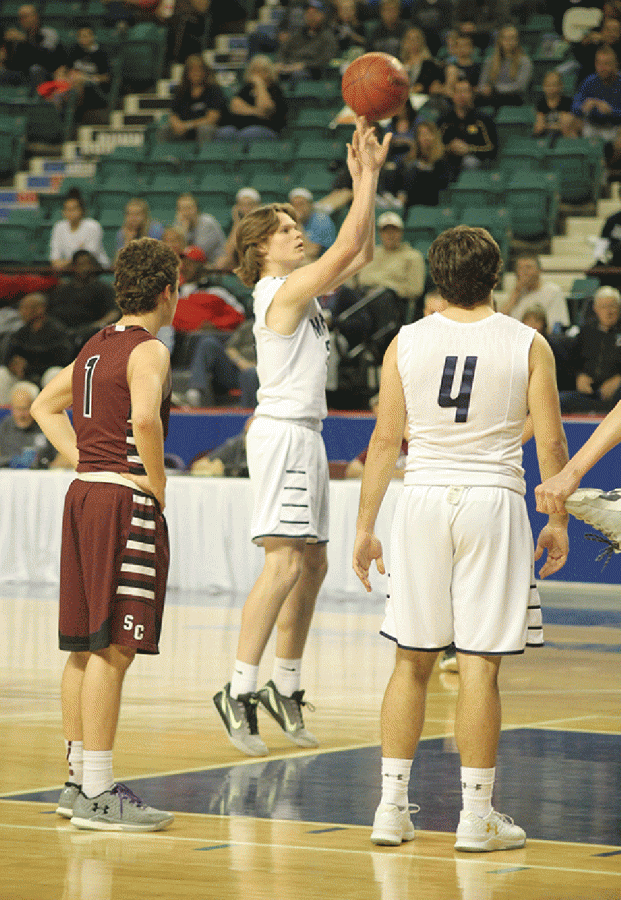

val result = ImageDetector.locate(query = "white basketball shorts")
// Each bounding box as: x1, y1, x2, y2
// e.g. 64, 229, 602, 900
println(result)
246, 416, 329, 545
381, 484, 543, 654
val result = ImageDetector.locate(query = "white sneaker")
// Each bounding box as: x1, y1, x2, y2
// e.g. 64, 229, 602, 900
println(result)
454, 809, 526, 852
565, 488, 621, 555
371, 802, 416, 845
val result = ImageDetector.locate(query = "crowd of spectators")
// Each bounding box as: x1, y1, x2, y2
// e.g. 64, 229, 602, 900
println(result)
5, 0, 621, 443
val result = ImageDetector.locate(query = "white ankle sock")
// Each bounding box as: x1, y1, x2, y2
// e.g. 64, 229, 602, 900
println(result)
272, 657, 302, 696
230, 660, 259, 698
461, 766, 495, 817
64, 739, 83, 786
82, 750, 114, 799
381, 757, 412, 809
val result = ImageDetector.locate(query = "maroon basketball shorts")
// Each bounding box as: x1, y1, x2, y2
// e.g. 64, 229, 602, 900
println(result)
59, 480, 169, 654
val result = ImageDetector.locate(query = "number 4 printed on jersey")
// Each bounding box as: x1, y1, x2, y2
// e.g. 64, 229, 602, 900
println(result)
438, 355, 478, 422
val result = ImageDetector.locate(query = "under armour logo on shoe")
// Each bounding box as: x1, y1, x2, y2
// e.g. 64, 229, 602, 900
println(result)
486, 821, 499, 834
92, 803, 110, 814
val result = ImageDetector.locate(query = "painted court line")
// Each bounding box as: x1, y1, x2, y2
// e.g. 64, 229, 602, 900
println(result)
0, 820, 618, 879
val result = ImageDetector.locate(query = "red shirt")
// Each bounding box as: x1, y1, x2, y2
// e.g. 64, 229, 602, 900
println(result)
73, 325, 171, 475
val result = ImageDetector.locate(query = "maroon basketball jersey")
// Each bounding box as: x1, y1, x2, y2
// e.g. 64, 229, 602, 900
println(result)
74, 325, 172, 475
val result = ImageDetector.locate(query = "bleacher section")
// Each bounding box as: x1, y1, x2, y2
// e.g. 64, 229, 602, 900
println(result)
0, 1, 616, 394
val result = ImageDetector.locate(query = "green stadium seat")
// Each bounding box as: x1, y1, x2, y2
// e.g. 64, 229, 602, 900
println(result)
404, 206, 457, 244
499, 136, 547, 178
249, 172, 293, 203
504, 170, 558, 243
544, 137, 603, 206
494, 105, 537, 149
447, 170, 505, 212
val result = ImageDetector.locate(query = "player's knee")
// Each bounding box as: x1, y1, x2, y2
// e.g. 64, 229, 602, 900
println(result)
303, 545, 328, 583
268, 544, 304, 584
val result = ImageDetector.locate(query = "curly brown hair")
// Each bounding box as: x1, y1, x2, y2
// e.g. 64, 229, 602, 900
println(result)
428, 226, 502, 308
234, 203, 297, 287
114, 237, 179, 314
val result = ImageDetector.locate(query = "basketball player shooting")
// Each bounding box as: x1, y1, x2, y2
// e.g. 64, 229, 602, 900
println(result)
213, 118, 391, 757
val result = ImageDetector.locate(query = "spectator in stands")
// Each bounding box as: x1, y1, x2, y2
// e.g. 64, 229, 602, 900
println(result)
593, 201, 621, 281
0, 381, 57, 468
345, 393, 408, 478
115, 198, 164, 256
3, 3, 66, 90
410, 0, 454, 56
604, 124, 621, 182
159, 54, 230, 144
476, 24, 533, 109
220, 55, 288, 142
400, 26, 445, 95
185, 318, 258, 408
174, 193, 226, 264
571, 16, 621, 86
329, 211, 425, 350
533, 69, 580, 141
288, 187, 337, 261
444, 31, 482, 94
389, 119, 452, 210
172, 245, 245, 334
332, 0, 367, 61
215, 187, 262, 271
166, 0, 211, 64
559, 285, 621, 412
276, 0, 338, 80
521, 304, 548, 335
190, 416, 254, 477
439, 78, 498, 178
46, 250, 119, 348
49, 188, 110, 272
500, 253, 570, 333
383, 95, 418, 169
161, 224, 187, 259
0, 293, 73, 404
571, 44, 621, 141
366, 0, 409, 58
61, 24, 110, 125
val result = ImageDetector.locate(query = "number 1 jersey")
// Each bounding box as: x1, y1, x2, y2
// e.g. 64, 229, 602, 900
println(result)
73, 324, 172, 476
398, 312, 535, 494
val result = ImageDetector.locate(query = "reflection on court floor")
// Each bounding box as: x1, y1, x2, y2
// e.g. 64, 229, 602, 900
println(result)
9, 728, 621, 847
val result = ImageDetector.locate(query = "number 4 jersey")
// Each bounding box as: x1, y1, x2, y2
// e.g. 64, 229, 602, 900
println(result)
73, 324, 172, 476
398, 312, 535, 495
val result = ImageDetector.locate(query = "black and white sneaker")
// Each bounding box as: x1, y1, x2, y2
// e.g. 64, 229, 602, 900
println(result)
257, 679, 318, 748
566, 488, 621, 561
213, 683, 268, 756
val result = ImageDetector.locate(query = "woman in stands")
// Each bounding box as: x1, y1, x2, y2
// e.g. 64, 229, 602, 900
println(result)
219, 55, 288, 143
159, 54, 230, 144
389, 120, 452, 211
533, 70, 580, 141
116, 199, 164, 257
477, 25, 533, 110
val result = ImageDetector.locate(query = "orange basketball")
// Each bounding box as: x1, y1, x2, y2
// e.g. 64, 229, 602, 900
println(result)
342, 52, 410, 121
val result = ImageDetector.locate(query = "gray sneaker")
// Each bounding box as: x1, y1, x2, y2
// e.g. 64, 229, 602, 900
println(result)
257, 679, 319, 748
566, 488, 621, 561
70, 784, 174, 832
57, 782, 80, 818
213, 683, 268, 756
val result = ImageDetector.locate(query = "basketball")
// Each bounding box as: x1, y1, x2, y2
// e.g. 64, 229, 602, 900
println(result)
342, 52, 410, 121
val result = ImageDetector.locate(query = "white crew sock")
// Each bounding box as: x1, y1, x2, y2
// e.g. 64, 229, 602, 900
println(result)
82, 750, 114, 799
380, 757, 412, 809
230, 660, 259, 699
461, 766, 495, 818
272, 657, 302, 696
64, 739, 83, 786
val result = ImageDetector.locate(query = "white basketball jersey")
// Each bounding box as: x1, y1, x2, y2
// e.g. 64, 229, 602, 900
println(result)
399, 312, 535, 494
253, 276, 330, 424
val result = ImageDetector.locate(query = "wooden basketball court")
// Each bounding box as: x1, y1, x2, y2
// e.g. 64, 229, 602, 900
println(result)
1, 579, 619, 899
